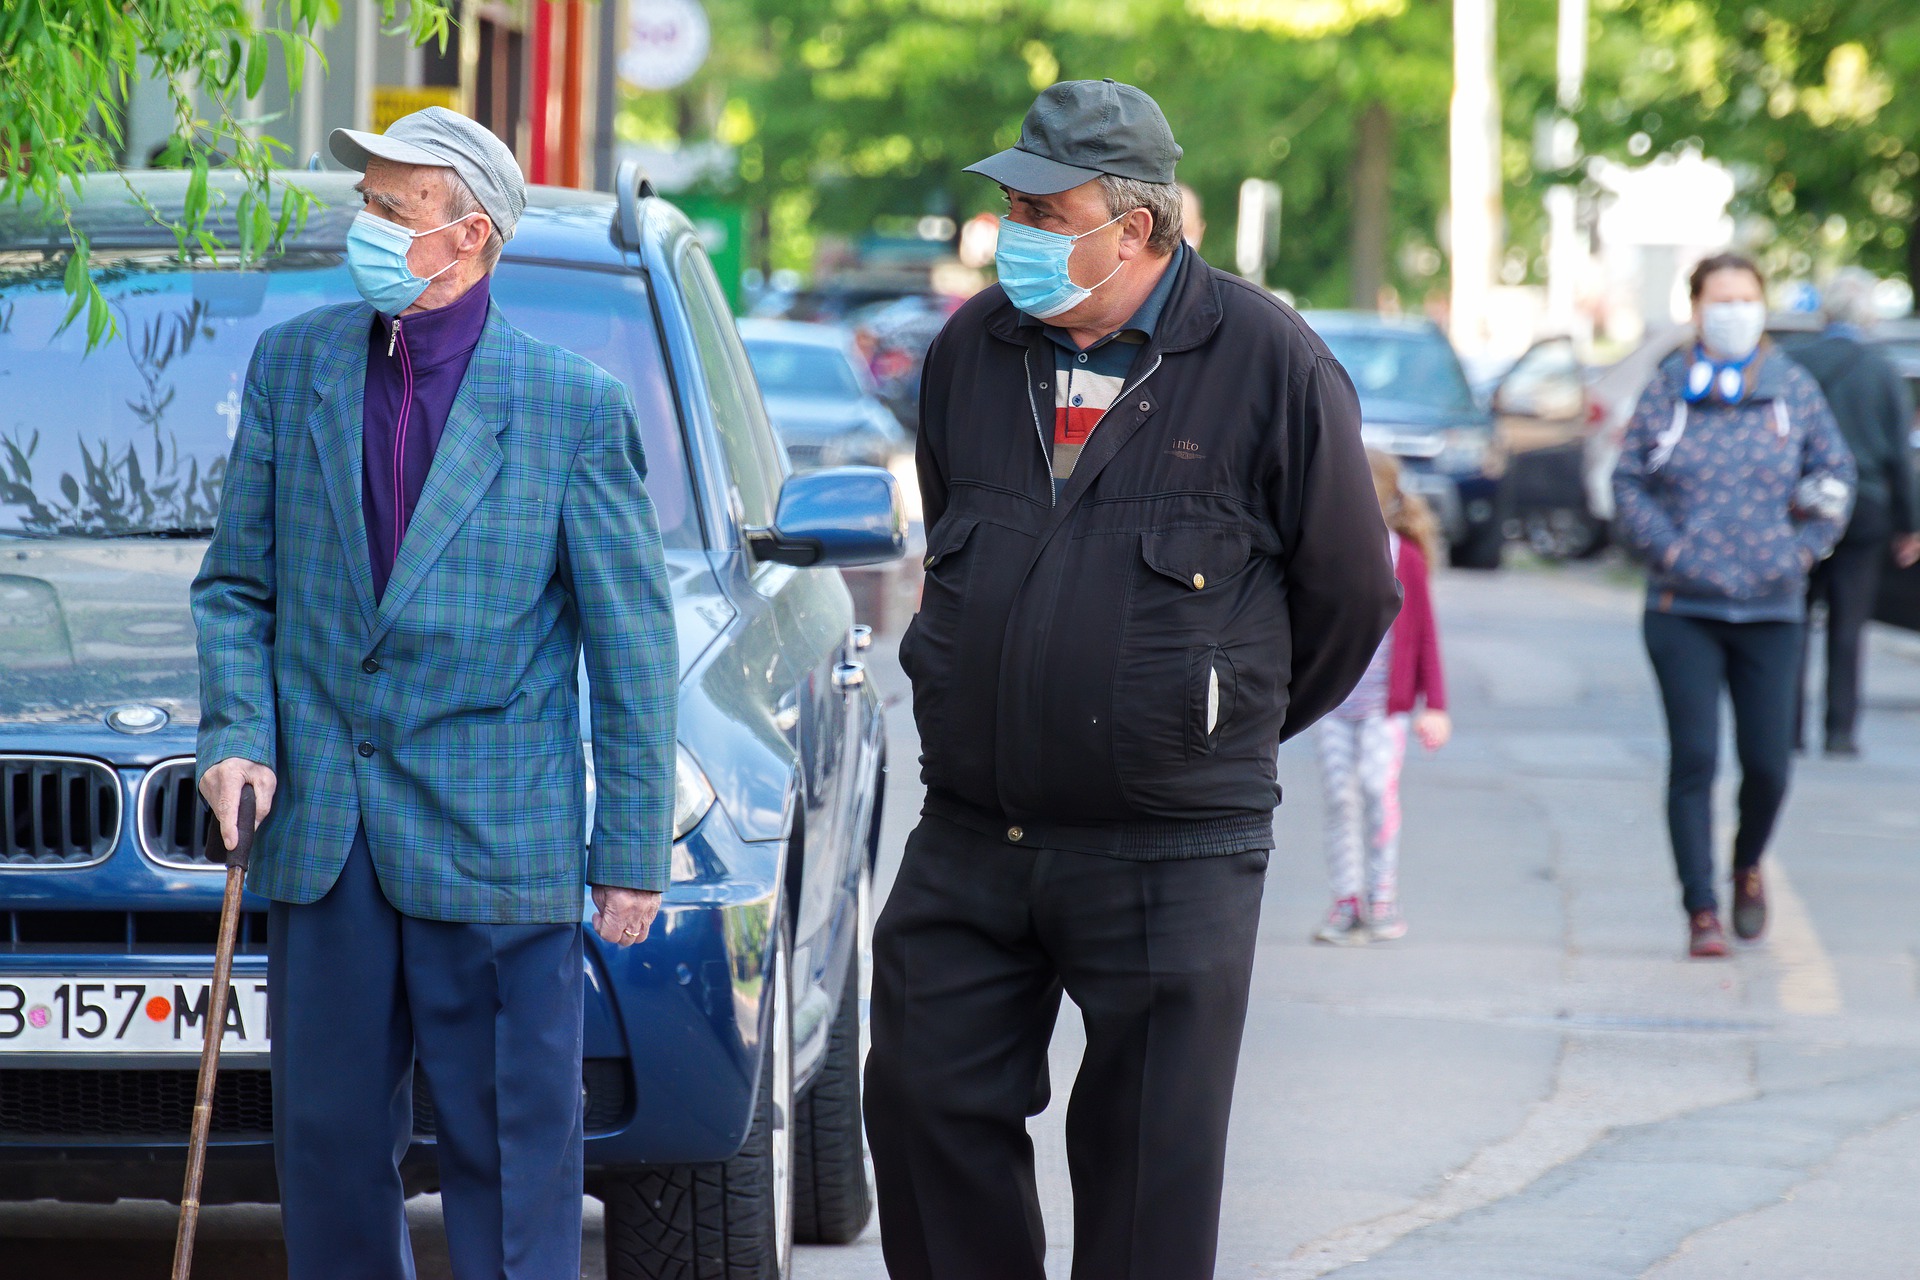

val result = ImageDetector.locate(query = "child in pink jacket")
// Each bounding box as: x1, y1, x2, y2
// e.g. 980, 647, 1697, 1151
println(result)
1314, 450, 1451, 944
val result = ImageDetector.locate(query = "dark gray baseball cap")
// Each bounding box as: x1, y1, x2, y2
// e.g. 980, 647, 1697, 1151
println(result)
965, 79, 1182, 195
330, 106, 527, 240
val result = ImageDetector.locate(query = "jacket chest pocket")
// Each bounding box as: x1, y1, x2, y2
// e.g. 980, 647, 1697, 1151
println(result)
440, 496, 558, 590
1139, 526, 1254, 594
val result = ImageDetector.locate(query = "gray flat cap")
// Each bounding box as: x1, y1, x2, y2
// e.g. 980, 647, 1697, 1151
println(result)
330, 106, 527, 240
966, 79, 1182, 196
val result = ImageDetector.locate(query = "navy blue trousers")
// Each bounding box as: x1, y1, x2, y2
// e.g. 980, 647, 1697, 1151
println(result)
267, 829, 585, 1280
1644, 611, 1802, 915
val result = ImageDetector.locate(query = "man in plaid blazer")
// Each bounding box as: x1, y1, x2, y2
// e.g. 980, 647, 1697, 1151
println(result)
192, 109, 675, 1279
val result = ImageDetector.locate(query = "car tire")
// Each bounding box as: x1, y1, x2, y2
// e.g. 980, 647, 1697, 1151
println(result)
1450, 516, 1505, 570
603, 923, 794, 1280
1522, 508, 1605, 561
792, 867, 874, 1244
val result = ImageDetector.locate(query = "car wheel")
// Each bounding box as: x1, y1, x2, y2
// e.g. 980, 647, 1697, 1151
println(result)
1523, 508, 1604, 561
792, 864, 875, 1244
603, 922, 795, 1279
1450, 516, 1505, 571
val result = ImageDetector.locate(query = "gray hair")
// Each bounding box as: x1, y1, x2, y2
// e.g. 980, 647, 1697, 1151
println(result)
1099, 174, 1183, 257
1822, 267, 1879, 329
443, 170, 505, 273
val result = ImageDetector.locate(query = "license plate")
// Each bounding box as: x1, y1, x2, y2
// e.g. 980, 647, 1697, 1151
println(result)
0, 977, 270, 1053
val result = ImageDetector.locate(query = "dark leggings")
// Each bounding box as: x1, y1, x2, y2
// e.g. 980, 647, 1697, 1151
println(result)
1644, 611, 1803, 915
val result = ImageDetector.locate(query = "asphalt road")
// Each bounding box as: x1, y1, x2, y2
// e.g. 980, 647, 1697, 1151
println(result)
9, 555, 1920, 1278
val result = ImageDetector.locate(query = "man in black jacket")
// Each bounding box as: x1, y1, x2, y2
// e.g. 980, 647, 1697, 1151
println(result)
863, 79, 1400, 1280
1788, 269, 1920, 757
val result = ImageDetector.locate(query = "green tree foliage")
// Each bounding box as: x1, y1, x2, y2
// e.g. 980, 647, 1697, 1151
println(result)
1575, 0, 1920, 287
0, 0, 450, 348
653, 0, 1500, 306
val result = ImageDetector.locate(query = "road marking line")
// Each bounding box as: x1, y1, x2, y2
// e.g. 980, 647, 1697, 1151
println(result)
1765, 859, 1841, 1016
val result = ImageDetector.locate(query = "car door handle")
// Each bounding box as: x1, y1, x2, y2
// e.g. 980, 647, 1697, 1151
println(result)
832, 661, 866, 691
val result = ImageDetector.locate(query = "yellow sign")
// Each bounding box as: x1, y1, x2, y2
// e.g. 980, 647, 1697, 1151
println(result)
371, 86, 461, 133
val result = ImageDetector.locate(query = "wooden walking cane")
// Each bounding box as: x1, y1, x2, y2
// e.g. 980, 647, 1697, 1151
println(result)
171, 782, 256, 1280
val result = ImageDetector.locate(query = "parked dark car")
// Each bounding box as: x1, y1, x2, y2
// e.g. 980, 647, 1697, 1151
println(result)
739, 318, 909, 471
0, 166, 905, 1278
1305, 311, 1506, 568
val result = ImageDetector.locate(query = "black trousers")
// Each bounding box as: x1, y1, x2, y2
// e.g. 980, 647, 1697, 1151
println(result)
864, 813, 1268, 1280
1644, 612, 1802, 916
1796, 536, 1885, 746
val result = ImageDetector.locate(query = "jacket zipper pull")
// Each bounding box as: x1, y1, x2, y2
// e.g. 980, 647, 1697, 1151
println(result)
388, 317, 400, 358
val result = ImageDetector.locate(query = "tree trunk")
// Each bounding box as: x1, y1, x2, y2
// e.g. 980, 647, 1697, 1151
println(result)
1349, 100, 1395, 310
1908, 199, 1920, 315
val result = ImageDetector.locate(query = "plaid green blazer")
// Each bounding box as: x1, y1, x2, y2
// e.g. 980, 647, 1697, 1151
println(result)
193, 299, 678, 922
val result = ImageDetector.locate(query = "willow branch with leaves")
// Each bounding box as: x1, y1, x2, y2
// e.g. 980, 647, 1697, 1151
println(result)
0, 0, 450, 350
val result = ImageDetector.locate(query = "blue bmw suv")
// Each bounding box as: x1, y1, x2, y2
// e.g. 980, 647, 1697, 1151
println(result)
0, 166, 900, 1277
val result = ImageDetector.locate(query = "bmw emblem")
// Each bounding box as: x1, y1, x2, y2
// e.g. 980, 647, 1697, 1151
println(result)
106, 704, 169, 734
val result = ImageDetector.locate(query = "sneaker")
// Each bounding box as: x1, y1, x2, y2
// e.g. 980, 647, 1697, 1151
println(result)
1732, 868, 1767, 941
1689, 910, 1729, 959
1313, 898, 1369, 946
1368, 898, 1408, 941
1825, 734, 1860, 759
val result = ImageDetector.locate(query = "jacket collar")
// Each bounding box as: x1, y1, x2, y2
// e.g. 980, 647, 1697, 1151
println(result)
984, 246, 1223, 356
306, 298, 517, 644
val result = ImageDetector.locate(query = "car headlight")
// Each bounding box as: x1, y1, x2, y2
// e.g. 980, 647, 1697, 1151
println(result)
1433, 426, 1495, 476
583, 743, 718, 849
671, 746, 717, 840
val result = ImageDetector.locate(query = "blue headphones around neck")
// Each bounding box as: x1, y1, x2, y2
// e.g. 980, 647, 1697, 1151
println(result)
1683, 344, 1759, 405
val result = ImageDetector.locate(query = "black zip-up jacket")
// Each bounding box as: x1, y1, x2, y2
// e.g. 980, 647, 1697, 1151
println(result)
1782, 331, 1917, 543
906, 251, 1400, 858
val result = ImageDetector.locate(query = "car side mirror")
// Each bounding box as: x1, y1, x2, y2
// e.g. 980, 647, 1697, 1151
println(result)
748, 466, 908, 568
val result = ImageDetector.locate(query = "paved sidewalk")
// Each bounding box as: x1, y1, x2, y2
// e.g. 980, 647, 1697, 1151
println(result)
800, 556, 1920, 1280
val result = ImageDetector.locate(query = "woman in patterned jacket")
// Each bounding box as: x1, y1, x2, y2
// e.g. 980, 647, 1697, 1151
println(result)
1613, 253, 1855, 959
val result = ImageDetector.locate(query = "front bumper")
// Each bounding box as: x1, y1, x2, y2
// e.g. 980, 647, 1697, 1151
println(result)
0, 804, 781, 1203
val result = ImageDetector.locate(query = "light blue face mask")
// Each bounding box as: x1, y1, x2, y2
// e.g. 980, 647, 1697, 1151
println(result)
346, 210, 478, 316
993, 209, 1133, 320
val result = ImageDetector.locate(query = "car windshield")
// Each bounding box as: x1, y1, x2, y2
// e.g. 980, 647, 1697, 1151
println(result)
1317, 327, 1476, 415
744, 339, 863, 400
0, 254, 700, 546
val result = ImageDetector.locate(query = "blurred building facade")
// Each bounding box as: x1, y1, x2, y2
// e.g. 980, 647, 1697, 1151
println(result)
121, 1, 621, 190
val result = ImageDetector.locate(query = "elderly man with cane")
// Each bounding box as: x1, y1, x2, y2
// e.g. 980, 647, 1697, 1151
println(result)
192, 108, 675, 1278
864, 79, 1400, 1279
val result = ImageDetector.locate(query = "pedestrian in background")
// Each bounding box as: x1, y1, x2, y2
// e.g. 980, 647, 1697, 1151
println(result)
193, 108, 676, 1278
865, 78, 1399, 1280
1612, 253, 1855, 959
1314, 449, 1450, 945
1785, 267, 1920, 758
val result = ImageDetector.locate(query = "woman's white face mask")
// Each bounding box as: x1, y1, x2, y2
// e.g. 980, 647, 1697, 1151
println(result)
1698, 301, 1767, 361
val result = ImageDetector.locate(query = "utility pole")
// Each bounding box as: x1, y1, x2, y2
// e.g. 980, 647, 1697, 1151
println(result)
1449, 0, 1500, 356
1544, 0, 1588, 334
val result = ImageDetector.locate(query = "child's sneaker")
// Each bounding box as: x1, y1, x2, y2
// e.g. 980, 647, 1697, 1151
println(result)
1313, 897, 1368, 945
1368, 898, 1407, 940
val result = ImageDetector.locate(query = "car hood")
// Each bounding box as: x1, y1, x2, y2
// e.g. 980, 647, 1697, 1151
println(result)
762, 395, 898, 444
0, 539, 204, 728
1356, 397, 1490, 432
0, 540, 730, 731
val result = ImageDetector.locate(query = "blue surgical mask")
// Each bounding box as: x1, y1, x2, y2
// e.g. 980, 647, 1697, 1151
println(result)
346, 210, 477, 316
994, 210, 1133, 320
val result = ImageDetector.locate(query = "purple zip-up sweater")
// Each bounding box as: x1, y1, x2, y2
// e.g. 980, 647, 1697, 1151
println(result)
363, 275, 492, 600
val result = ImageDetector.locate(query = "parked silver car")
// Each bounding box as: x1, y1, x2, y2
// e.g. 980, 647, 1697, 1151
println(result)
740, 319, 910, 472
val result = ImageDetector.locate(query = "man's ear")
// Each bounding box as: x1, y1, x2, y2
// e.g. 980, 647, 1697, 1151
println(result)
458, 213, 494, 257
1119, 208, 1155, 260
